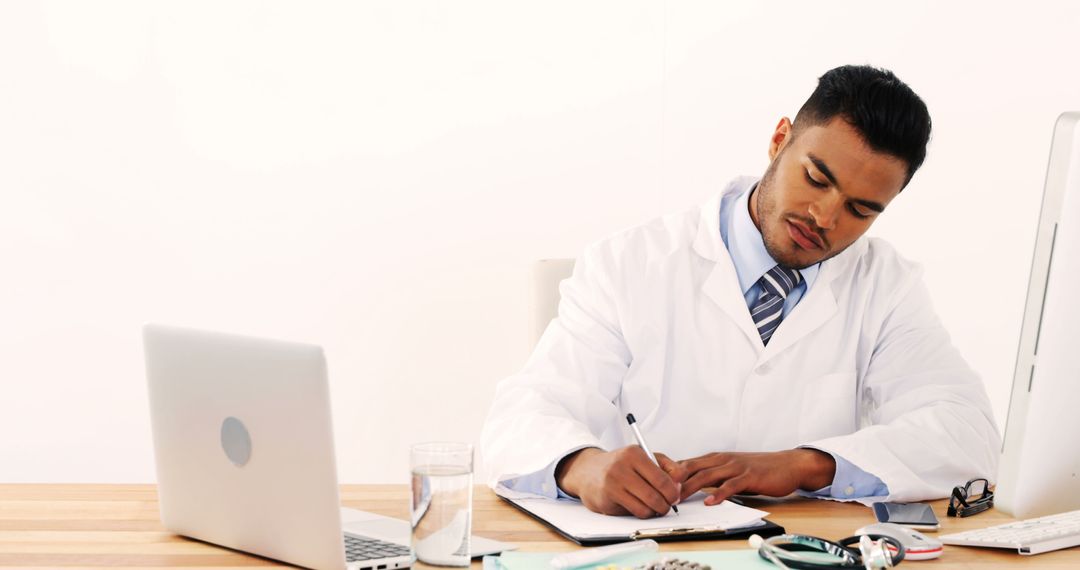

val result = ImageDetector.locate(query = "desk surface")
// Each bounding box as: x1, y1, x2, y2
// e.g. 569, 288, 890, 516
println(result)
1, 484, 1076, 569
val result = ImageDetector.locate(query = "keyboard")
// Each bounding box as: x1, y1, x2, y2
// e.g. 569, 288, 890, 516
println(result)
343, 534, 412, 563
940, 509, 1080, 555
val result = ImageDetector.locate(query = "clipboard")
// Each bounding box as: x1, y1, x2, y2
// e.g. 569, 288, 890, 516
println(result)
501, 496, 786, 546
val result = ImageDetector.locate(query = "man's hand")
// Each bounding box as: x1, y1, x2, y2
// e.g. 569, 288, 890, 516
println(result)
555, 446, 686, 519
679, 449, 836, 505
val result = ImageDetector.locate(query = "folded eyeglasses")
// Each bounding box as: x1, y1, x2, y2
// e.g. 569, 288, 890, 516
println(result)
947, 477, 994, 518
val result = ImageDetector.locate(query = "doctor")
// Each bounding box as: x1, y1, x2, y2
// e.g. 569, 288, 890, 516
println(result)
480, 65, 1000, 519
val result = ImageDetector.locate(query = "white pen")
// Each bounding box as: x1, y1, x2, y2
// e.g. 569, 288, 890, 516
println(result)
549, 539, 659, 570
626, 413, 679, 515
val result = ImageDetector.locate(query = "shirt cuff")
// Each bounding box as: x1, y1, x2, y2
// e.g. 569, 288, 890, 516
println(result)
798, 447, 889, 499
498, 446, 592, 500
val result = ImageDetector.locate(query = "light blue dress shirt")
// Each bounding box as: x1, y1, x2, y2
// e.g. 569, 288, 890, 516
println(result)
500, 182, 889, 500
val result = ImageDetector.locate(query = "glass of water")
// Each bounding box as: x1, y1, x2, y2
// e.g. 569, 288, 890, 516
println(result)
410, 442, 473, 566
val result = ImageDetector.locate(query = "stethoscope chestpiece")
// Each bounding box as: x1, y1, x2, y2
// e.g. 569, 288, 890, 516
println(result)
857, 535, 893, 570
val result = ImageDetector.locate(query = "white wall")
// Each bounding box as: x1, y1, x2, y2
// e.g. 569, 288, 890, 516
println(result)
3, 0, 1079, 483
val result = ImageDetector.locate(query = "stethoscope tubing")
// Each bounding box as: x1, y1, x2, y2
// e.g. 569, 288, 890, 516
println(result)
753, 533, 906, 569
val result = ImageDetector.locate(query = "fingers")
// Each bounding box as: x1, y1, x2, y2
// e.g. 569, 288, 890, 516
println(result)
705, 476, 749, 506
680, 452, 728, 476
613, 486, 663, 519
655, 452, 687, 483
596, 487, 662, 519
581, 447, 695, 517
631, 453, 681, 509
620, 468, 675, 515
654, 453, 685, 503
681, 464, 741, 499
592, 469, 668, 518
597, 447, 678, 516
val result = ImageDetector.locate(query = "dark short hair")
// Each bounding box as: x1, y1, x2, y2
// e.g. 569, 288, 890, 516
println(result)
794, 65, 931, 186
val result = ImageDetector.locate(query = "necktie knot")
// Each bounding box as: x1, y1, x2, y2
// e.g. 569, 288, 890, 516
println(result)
750, 265, 802, 346
759, 265, 802, 300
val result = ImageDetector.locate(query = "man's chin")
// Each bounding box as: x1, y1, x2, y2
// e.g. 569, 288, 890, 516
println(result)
769, 245, 827, 271
780, 258, 819, 271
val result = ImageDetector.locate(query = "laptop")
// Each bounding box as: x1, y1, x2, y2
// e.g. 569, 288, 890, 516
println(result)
143, 324, 512, 570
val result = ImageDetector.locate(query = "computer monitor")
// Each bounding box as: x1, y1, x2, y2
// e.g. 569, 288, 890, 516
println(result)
996, 112, 1080, 519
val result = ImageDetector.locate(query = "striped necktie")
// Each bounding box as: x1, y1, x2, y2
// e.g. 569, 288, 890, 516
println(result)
750, 265, 802, 346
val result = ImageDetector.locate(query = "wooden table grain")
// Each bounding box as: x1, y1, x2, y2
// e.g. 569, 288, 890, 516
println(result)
1, 484, 1076, 568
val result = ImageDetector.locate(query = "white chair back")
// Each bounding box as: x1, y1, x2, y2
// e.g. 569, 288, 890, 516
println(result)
531, 259, 575, 347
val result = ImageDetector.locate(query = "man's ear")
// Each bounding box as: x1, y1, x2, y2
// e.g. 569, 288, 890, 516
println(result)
768, 117, 793, 161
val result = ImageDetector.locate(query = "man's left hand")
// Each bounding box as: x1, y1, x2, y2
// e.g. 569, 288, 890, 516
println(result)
678, 449, 836, 505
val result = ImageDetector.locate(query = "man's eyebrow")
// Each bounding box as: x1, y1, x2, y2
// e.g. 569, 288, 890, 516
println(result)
807, 153, 886, 213
807, 153, 838, 188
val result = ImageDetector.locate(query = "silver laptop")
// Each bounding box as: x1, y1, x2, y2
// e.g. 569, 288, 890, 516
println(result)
143, 324, 510, 570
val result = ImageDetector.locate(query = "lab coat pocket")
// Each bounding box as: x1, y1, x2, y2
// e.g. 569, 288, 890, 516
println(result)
798, 372, 858, 441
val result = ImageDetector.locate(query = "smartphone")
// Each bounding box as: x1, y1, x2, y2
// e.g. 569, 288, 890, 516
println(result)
872, 502, 940, 531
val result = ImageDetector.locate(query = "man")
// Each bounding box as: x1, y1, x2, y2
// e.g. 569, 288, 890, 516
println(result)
480, 65, 1000, 519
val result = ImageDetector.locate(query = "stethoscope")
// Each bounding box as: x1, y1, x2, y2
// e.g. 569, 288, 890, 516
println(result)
749, 533, 906, 570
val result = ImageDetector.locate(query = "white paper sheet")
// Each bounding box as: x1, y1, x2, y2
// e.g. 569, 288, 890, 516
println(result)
507, 493, 769, 539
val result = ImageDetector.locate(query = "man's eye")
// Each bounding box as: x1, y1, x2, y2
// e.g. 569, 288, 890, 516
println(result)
848, 203, 871, 219
804, 171, 827, 188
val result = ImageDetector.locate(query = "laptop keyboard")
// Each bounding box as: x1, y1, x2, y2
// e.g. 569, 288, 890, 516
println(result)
344, 534, 412, 562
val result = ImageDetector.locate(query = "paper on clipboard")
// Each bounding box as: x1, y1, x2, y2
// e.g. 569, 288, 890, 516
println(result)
506, 493, 769, 540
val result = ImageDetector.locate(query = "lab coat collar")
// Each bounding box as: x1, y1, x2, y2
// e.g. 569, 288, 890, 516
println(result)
694, 178, 763, 348
692, 177, 752, 262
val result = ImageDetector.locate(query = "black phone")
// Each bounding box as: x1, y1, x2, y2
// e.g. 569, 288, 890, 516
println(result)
872, 501, 940, 530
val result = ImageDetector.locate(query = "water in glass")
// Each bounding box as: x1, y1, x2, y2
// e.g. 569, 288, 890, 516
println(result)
411, 464, 472, 566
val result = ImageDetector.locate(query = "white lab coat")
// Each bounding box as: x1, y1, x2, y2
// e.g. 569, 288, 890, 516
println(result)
480, 177, 1000, 504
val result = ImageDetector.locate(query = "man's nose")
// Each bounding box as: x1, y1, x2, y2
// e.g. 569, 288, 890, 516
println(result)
809, 191, 843, 231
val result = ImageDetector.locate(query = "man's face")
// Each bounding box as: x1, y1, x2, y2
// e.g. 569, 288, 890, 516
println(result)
751, 116, 909, 270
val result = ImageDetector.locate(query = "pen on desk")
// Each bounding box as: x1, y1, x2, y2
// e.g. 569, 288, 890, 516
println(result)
549, 539, 659, 570
626, 413, 679, 515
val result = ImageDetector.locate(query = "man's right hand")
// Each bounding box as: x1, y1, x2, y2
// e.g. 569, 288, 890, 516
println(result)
554, 446, 685, 519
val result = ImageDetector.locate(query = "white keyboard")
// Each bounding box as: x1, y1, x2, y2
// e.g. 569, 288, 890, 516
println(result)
940, 509, 1080, 555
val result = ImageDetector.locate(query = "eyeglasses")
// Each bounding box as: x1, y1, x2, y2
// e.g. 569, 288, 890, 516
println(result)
948, 478, 994, 517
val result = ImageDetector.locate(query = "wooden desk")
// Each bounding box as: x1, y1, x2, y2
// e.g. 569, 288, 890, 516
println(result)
1, 484, 1077, 568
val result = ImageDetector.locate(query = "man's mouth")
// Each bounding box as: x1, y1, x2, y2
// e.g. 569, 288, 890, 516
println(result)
786, 219, 825, 250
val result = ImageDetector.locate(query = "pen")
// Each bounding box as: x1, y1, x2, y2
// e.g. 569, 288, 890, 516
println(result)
626, 413, 679, 515
549, 539, 659, 569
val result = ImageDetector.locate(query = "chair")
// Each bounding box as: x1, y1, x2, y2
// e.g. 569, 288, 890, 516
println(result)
531, 259, 575, 347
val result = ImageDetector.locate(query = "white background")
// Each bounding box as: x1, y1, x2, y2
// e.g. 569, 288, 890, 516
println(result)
3, 1, 1079, 483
